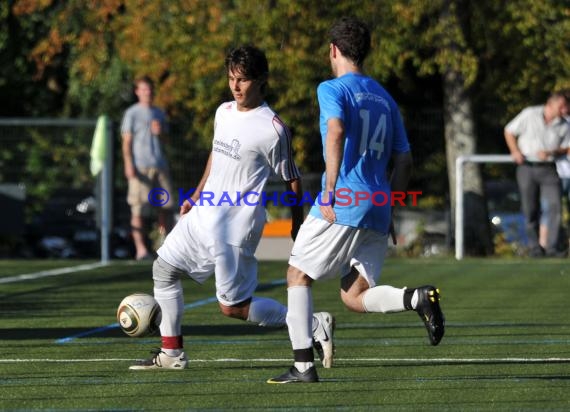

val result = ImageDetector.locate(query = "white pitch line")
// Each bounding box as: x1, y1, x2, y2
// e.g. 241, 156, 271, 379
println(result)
1, 357, 569, 364
0, 262, 108, 284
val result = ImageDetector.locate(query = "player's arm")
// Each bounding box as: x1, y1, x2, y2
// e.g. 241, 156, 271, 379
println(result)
320, 117, 345, 223
180, 152, 212, 215
504, 130, 525, 164
121, 132, 136, 179
285, 177, 304, 240
390, 152, 413, 194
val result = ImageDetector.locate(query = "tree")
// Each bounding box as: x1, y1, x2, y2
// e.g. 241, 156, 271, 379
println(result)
0, 1, 67, 116
364, 0, 570, 255
361, 0, 491, 254
8, 0, 570, 255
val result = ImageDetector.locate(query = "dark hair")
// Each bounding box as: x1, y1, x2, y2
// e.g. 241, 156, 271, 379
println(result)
329, 17, 371, 67
134, 75, 154, 90
225, 45, 269, 85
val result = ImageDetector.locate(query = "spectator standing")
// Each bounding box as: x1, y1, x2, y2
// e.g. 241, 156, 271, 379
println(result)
121, 76, 174, 260
504, 91, 570, 257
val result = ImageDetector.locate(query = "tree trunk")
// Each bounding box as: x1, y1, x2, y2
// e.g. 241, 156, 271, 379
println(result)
443, 70, 494, 255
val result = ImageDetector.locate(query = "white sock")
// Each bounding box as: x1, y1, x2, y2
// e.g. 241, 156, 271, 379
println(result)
154, 280, 184, 337
286, 286, 313, 350
294, 361, 314, 373
163, 348, 182, 357
411, 289, 419, 309
362, 285, 406, 313
246, 296, 287, 327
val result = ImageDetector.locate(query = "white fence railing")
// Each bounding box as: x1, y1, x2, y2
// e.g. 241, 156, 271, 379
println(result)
455, 154, 514, 260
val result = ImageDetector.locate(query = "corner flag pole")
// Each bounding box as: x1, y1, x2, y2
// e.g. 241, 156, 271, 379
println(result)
91, 115, 113, 264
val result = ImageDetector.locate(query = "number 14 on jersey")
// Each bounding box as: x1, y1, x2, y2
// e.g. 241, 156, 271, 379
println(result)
359, 110, 386, 160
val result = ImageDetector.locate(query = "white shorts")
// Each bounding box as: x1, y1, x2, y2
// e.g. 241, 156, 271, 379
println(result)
157, 213, 259, 306
289, 215, 388, 287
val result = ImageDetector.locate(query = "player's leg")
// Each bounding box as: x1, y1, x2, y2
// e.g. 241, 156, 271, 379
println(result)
215, 242, 288, 326
267, 264, 319, 383
339, 231, 404, 313
269, 216, 350, 383
339, 230, 445, 346
209, 238, 334, 374
129, 257, 188, 370
236, 225, 336, 351
130, 216, 215, 370
344, 277, 445, 346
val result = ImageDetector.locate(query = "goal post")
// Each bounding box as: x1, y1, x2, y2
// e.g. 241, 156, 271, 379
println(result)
455, 154, 514, 260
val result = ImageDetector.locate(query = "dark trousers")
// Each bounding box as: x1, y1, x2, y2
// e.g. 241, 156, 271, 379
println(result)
516, 163, 561, 254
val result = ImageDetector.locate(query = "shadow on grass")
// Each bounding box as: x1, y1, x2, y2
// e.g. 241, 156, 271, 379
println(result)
0, 323, 284, 341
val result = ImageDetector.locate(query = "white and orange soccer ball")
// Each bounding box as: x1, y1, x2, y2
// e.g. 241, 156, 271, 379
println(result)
117, 293, 161, 337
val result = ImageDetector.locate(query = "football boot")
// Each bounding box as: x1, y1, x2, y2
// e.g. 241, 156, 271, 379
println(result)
415, 285, 445, 346
129, 348, 188, 370
312, 312, 335, 368
267, 366, 319, 384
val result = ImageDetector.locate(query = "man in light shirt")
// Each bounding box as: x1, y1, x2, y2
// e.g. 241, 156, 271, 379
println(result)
504, 91, 570, 257
121, 76, 173, 260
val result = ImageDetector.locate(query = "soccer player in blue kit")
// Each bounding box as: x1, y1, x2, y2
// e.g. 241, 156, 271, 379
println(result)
268, 17, 445, 384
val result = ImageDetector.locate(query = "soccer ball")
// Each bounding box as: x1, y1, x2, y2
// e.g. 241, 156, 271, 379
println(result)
117, 293, 161, 337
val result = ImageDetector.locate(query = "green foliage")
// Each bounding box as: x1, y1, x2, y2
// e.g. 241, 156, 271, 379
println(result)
4, 0, 570, 195
471, 0, 570, 123
21, 126, 92, 217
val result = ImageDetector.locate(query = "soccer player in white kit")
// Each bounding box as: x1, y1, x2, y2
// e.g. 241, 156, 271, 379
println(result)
130, 45, 334, 370
268, 17, 445, 384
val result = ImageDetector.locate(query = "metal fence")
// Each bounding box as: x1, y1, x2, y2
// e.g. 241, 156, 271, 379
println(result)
0, 118, 106, 259
0, 117, 207, 260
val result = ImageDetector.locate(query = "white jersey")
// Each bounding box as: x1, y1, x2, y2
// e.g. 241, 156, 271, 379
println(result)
160, 101, 300, 267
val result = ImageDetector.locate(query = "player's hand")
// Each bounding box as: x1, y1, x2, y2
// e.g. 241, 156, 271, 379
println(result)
319, 191, 336, 224
180, 199, 194, 215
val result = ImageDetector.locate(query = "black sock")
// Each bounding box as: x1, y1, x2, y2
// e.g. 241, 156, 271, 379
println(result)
293, 348, 314, 362
403, 288, 415, 310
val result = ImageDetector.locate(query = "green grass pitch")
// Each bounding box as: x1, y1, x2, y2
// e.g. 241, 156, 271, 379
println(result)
0, 258, 569, 411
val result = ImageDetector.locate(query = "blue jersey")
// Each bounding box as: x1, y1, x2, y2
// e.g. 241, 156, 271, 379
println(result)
309, 72, 410, 233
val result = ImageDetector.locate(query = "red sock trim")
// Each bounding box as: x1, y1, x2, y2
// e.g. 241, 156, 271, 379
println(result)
161, 335, 183, 349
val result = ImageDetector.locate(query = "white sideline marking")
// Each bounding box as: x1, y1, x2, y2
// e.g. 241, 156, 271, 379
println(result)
0, 262, 108, 284
1, 357, 569, 364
